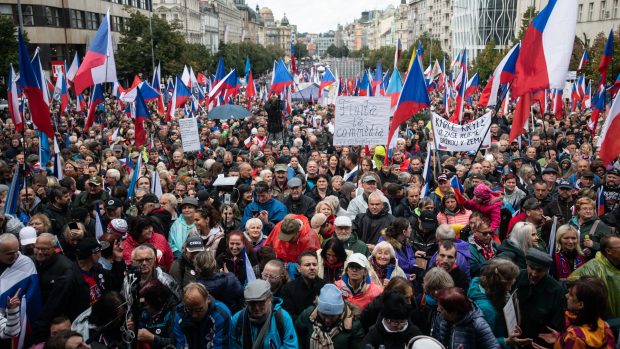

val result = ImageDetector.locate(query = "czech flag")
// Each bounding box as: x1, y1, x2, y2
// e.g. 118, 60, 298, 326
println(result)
465, 72, 479, 99
66, 52, 79, 82
166, 76, 192, 121
372, 62, 384, 96
609, 72, 620, 96
578, 49, 589, 71
73, 10, 117, 95
246, 71, 256, 111
269, 59, 293, 94
450, 50, 468, 123
17, 29, 54, 139
450, 176, 466, 205
386, 55, 430, 149
386, 69, 403, 109
85, 84, 104, 132
597, 85, 620, 165
596, 186, 606, 216
8, 64, 23, 132
583, 80, 591, 109
358, 70, 373, 96
134, 86, 151, 148
598, 29, 614, 83
510, 0, 577, 142
483, 43, 520, 107
318, 67, 336, 98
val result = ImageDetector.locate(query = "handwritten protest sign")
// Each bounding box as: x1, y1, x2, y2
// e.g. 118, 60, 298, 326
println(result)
333, 97, 391, 146
179, 117, 201, 152
431, 112, 492, 152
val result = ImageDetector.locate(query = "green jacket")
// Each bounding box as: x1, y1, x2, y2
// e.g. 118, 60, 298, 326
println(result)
515, 270, 566, 342
325, 233, 369, 257
468, 277, 508, 348
568, 217, 612, 255
71, 190, 110, 209
569, 252, 620, 324
467, 238, 498, 278
294, 305, 364, 349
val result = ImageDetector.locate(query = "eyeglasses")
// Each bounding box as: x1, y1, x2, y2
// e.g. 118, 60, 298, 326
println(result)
261, 273, 280, 281
133, 258, 153, 264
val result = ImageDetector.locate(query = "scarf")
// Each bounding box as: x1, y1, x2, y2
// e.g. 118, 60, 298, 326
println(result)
242, 307, 273, 349
554, 251, 585, 280
225, 254, 244, 279
369, 256, 390, 283
322, 259, 344, 283
473, 235, 495, 260
308, 305, 353, 349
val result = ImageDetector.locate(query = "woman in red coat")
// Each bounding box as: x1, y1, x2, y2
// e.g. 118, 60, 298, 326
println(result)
123, 216, 174, 271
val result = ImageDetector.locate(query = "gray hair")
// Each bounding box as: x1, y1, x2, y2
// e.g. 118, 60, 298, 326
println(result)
245, 218, 263, 230
509, 222, 535, 253
423, 267, 455, 295
0, 233, 18, 248
106, 168, 121, 181
160, 193, 177, 208
436, 224, 456, 241
131, 244, 155, 260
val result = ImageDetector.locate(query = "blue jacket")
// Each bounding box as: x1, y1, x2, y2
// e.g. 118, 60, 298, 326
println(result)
429, 239, 472, 279
230, 297, 298, 349
173, 297, 231, 349
197, 273, 244, 314
467, 277, 507, 348
432, 304, 500, 349
241, 198, 289, 235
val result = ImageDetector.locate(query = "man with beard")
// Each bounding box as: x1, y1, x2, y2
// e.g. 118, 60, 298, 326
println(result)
602, 169, 620, 212
281, 177, 316, 217
544, 179, 575, 224
409, 156, 423, 175
230, 279, 297, 348
43, 186, 72, 235
271, 164, 291, 201
280, 251, 326, 322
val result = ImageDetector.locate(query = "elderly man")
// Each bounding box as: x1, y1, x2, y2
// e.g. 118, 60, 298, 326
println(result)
103, 168, 125, 195
516, 248, 566, 346
346, 175, 392, 220
282, 177, 316, 217
230, 279, 297, 348
126, 244, 181, 304
72, 176, 110, 209
353, 192, 395, 251
325, 215, 369, 256
173, 282, 231, 349
242, 181, 288, 235
264, 215, 321, 263
272, 163, 291, 201
32, 233, 90, 342
569, 235, 620, 328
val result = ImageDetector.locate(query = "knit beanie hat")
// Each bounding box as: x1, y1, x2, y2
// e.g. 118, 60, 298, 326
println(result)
473, 183, 492, 201
317, 284, 345, 316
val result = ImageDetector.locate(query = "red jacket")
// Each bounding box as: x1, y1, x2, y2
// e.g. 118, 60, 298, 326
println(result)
264, 215, 321, 263
123, 232, 174, 271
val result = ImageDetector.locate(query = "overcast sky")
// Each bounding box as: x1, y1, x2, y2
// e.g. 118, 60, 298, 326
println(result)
248, 0, 403, 33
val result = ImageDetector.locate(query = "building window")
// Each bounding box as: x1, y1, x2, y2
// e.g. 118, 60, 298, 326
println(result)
22, 5, 34, 26
70, 10, 84, 28
601, 1, 607, 18
588, 2, 594, 20
45, 6, 62, 27
614, 0, 619, 17
578, 4, 583, 21
85, 12, 99, 30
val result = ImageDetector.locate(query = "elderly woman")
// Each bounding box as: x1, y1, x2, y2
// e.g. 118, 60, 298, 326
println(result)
378, 217, 416, 277
367, 241, 407, 287
569, 197, 612, 259
335, 253, 383, 311
551, 224, 586, 283
496, 221, 538, 269
432, 287, 499, 349
243, 217, 267, 254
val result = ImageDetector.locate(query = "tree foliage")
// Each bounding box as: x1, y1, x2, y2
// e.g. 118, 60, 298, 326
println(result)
570, 31, 620, 85
217, 42, 283, 77
0, 16, 22, 83
294, 42, 308, 59
514, 7, 538, 43
325, 44, 349, 58
472, 39, 503, 83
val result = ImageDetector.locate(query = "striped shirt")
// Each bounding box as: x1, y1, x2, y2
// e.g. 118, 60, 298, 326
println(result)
0, 307, 20, 339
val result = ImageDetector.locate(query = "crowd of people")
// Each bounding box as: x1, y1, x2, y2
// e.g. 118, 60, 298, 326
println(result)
0, 88, 619, 349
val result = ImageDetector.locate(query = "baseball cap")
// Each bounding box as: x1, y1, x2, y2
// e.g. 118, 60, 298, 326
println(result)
607, 169, 620, 176
105, 197, 123, 209
107, 218, 128, 235
345, 253, 368, 270
274, 164, 288, 172
244, 279, 272, 301
419, 211, 438, 231
287, 177, 302, 188
76, 237, 103, 260
581, 170, 594, 178
362, 175, 377, 183
19, 227, 37, 245
139, 193, 159, 205
278, 218, 301, 242
185, 236, 205, 253
437, 174, 448, 182
557, 179, 572, 189
511, 153, 522, 161
88, 176, 103, 186
334, 216, 352, 227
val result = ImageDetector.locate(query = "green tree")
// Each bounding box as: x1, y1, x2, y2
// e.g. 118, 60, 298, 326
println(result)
415, 32, 448, 69
0, 16, 20, 82
586, 30, 620, 84
116, 10, 187, 82
472, 39, 503, 82
217, 42, 283, 76
294, 42, 308, 59
514, 7, 538, 43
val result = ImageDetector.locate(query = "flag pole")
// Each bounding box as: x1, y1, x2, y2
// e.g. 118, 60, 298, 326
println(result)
470, 83, 512, 160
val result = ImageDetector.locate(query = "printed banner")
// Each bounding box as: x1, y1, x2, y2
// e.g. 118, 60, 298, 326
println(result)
431, 111, 492, 151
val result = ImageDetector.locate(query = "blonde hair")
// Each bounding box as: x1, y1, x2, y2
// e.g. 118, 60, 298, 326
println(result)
555, 224, 583, 255
315, 201, 334, 215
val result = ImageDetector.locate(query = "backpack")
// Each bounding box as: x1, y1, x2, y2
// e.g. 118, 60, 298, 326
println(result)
234, 307, 286, 345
